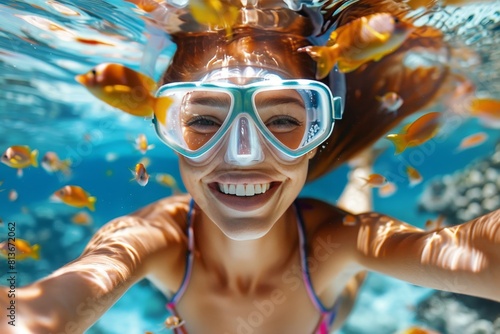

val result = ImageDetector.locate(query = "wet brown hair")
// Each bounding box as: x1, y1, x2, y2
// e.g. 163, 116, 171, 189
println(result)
160, 0, 451, 182
306, 0, 450, 181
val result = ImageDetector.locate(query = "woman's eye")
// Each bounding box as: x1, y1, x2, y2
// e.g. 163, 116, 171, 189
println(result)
266, 116, 302, 132
185, 116, 221, 133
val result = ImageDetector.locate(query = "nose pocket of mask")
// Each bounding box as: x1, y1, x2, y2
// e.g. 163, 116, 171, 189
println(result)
224, 114, 264, 166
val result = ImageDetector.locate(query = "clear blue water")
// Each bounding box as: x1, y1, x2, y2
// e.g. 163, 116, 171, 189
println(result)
0, 1, 499, 333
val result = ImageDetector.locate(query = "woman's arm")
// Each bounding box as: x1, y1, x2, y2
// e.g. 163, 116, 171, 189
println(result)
0, 198, 188, 333
351, 209, 500, 301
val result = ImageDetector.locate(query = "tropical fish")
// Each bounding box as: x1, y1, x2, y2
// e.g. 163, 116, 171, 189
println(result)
377, 92, 403, 113
41, 151, 72, 175
71, 211, 93, 225
8, 190, 18, 202
75, 63, 173, 118
378, 181, 397, 197
455, 132, 488, 152
424, 215, 445, 232
131, 163, 150, 186
343, 214, 358, 226
0, 238, 41, 261
164, 315, 185, 329
360, 173, 387, 188
188, 0, 239, 37
406, 165, 423, 187
155, 173, 181, 193
134, 134, 155, 154
298, 13, 414, 78
467, 97, 500, 128
52, 185, 97, 211
1, 145, 39, 177
386, 112, 442, 155
138, 156, 151, 168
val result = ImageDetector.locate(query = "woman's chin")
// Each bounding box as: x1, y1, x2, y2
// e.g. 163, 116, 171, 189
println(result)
217, 219, 273, 241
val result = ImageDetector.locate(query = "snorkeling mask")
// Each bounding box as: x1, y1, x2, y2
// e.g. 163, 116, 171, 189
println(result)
153, 69, 343, 165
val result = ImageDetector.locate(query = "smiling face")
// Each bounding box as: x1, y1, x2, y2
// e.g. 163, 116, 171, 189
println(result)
175, 67, 319, 240
179, 141, 315, 241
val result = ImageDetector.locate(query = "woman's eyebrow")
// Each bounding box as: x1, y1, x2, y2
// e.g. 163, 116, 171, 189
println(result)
256, 95, 305, 108
186, 94, 231, 107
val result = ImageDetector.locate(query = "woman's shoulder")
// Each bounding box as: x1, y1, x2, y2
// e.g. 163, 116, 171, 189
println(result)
296, 197, 347, 221
295, 197, 352, 233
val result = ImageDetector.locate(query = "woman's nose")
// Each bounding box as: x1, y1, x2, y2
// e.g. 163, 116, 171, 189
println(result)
224, 114, 264, 166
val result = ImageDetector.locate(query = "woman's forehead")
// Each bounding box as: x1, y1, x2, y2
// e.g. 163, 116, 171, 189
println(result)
161, 31, 317, 83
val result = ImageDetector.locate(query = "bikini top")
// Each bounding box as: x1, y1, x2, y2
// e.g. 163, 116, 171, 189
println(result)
166, 199, 339, 334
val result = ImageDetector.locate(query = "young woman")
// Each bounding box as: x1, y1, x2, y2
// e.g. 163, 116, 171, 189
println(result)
1, 1, 498, 333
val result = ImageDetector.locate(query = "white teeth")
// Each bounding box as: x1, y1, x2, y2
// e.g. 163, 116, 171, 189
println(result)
218, 183, 271, 196
236, 184, 245, 196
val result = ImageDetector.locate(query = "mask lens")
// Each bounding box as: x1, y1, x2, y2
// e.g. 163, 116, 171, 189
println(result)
180, 90, 232, 151
253, 89, 307, 150
253, 87, 326, 154
156, 87, 233, 155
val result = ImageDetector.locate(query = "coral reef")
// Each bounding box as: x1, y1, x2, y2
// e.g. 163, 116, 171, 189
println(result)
416, 291, 500, 334
418, 141, 500, 226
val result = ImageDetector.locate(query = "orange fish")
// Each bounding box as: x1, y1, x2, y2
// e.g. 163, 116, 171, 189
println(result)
134, 134, 155, 154
467, 97, 500, 128
342, 214, 358, 226
1, 145, 39, 177
406, 165, 423, 187
75, 63, 173, 118
71, 211, 93, 225
52, 185, 97, 211
455, 132, 488, 152
164, 315, 185, 329
424, 215, 446, 232
74, 37, 114, 46
377, 92, 403, 112
189, 0, 239, 38
8, 189, 18, 202
378, 181, 397, 197
361, 173, 388, 188
125, 0, 159, 13
131, 163, 150, 186
41, 151, 72, 175
0, 238, 40, 261
155, 173, 181, 192
298, 13, 414, 78
386, 112, 442, 154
